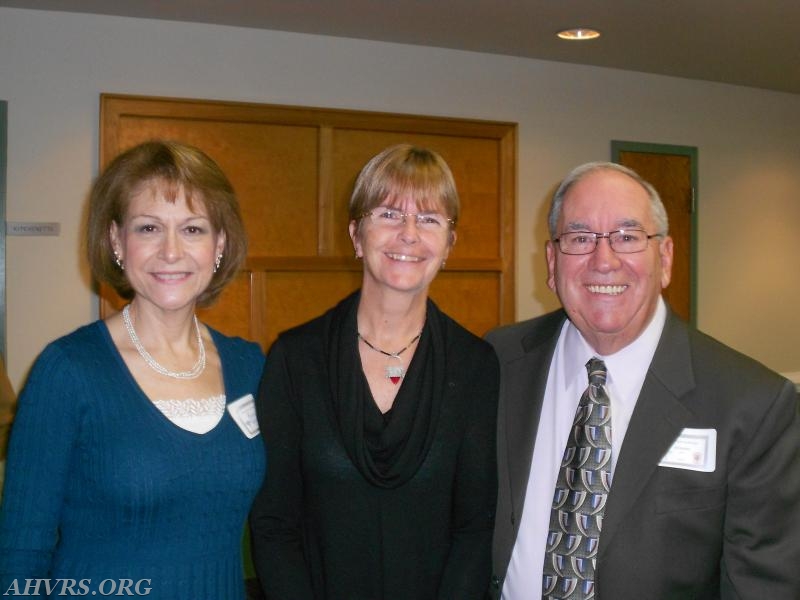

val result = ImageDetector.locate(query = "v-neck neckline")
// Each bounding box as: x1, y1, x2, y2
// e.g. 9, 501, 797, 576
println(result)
97, 320, 230, 440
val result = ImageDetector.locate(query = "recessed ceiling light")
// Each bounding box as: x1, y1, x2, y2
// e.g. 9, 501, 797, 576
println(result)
557, 28, 601, 41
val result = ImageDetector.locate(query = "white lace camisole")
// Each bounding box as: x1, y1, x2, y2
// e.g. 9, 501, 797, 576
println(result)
152, 394, 226, 434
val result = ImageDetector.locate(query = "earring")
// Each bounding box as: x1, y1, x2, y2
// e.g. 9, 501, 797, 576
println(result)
114, 251, 124, 270
214, 254, 223, 273
440, 259, 447, 270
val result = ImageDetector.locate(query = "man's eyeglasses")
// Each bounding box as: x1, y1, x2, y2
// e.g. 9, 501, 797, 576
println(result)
360, 207, 455, 232
553, 229, 663, 255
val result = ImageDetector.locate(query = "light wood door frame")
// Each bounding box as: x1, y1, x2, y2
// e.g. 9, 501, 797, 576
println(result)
612, 141, 698, 325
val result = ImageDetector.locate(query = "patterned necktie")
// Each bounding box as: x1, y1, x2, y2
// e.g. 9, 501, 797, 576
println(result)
542, 358, 612, 600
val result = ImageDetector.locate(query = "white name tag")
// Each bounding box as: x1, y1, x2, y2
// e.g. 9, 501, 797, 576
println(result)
658, 428, 716, 472
226, 393, 260, 439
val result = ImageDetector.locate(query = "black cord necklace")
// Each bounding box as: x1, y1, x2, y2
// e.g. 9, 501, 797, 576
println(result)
357, 330, 422, 384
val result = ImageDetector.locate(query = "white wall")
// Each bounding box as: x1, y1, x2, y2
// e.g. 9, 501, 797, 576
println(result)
2, 7, 799, 389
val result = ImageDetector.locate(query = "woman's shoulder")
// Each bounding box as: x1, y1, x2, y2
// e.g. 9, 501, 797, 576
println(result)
431, 303, 495, 355
207, 326, 265, 366
38, 320, 109, 361
274, 291, 358, 347
22, 321, 112, 395
277, 312, 329, 343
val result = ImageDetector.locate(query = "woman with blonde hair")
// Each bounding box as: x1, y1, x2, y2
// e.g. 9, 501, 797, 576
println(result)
250, 144, 499, 600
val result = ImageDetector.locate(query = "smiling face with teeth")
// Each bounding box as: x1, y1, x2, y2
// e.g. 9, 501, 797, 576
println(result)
348, 145, 459, 302
110, 180, 225, 316
546, 168, 673, 355
350, 194, 455, 298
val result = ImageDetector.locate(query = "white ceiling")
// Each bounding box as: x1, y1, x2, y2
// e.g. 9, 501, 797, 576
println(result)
4, 0, 800, 94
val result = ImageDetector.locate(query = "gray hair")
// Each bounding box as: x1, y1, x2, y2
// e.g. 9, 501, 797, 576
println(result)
547, 161, 669, 238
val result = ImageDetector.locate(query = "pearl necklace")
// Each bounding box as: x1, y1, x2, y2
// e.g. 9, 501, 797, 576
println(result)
357, 330, 422, 384
122, 304, 206, 379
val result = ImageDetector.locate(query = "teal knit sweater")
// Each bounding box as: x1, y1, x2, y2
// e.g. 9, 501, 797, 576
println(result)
0, 321, 265, 599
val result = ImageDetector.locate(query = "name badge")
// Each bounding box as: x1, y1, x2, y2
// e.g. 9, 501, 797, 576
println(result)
226, 393, 260, 439
658, 428, 716, 472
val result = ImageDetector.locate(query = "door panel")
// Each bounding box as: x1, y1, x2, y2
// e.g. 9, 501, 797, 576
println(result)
614, 144, 696, 323
100, 95, 517, 347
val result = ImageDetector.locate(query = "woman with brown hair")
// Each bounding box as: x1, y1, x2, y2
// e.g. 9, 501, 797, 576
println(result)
0, 141, 264, 599
250, 144, 499, 600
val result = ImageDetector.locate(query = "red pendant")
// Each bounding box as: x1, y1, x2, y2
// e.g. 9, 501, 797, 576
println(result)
385, 365, 405, 385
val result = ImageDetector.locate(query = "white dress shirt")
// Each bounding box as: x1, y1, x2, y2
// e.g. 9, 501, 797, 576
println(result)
501, 299, 667, 600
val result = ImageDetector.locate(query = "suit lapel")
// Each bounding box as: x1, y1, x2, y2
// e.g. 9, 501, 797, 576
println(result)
504, 312, 565, 529
598, 312, 698, 556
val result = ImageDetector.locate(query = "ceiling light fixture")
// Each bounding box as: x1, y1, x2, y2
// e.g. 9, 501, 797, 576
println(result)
557, 28, 601, 41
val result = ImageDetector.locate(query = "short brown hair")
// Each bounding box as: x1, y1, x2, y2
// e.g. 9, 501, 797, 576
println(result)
87, 140, 247, 307
349, 144, 460, 229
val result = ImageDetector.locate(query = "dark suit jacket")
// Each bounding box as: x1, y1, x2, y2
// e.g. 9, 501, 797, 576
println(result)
486, 309, 800, 599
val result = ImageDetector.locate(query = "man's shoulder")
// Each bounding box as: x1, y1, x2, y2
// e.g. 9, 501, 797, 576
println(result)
661, 313, 793, 398
684, 321, 788, 382
485, 309, 566, 358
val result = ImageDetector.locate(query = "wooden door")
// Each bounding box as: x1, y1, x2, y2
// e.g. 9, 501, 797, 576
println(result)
613, 142, 697, 324
99, 95, 517, 349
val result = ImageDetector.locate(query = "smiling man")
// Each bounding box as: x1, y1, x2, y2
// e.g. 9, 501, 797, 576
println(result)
486, 162, 799, 600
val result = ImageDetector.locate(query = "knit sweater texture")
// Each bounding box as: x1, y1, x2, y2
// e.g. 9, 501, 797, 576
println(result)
0, 321, 265, 599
